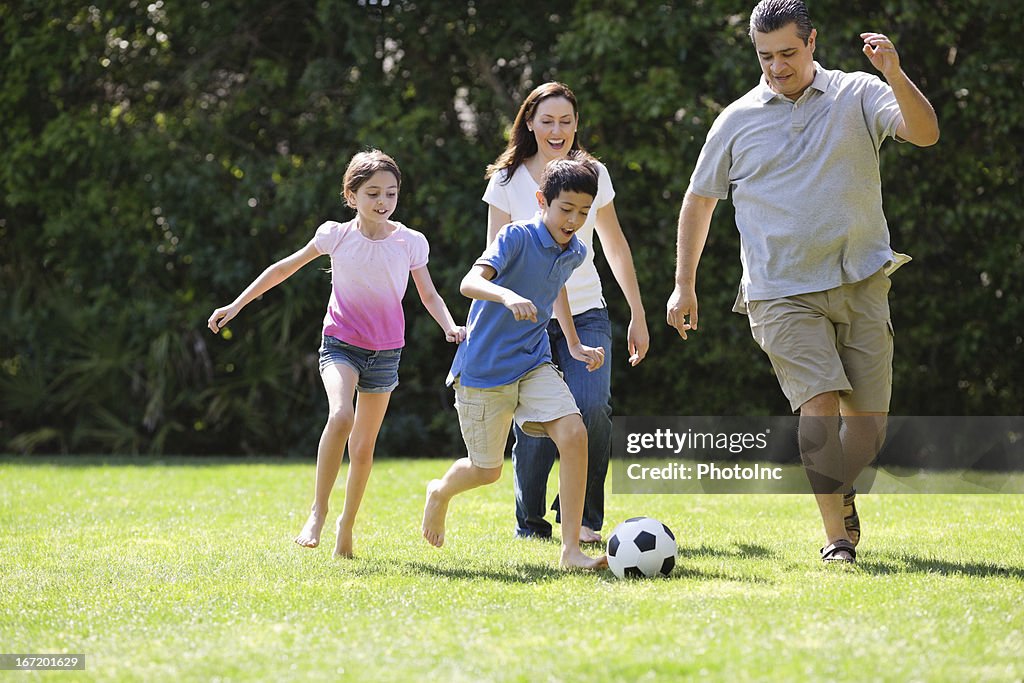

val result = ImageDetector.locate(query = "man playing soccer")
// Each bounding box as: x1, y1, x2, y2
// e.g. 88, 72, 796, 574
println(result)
666, 0, 939, 562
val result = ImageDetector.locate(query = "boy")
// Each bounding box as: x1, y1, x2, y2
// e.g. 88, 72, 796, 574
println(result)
422, 155, 608, 570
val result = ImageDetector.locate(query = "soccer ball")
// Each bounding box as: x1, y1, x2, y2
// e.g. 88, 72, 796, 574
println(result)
607, 517, 677, 579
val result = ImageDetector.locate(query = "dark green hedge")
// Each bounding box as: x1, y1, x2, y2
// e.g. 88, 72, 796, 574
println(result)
2, 1, 1020, 456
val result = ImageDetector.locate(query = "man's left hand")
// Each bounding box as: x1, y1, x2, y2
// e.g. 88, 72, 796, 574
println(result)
861, 32, 901, 77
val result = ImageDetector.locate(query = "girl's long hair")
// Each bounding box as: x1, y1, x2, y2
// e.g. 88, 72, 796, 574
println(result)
485, 82, 584, 184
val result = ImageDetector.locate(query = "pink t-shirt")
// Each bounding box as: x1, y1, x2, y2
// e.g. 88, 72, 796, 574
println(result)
313, 220, 429, 350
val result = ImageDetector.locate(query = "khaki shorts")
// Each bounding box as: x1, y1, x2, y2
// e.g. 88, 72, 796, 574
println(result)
453, 363, 580, 469
746, 269, 894, 413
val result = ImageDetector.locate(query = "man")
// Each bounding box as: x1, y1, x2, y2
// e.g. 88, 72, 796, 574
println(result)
666, 0, 939, 563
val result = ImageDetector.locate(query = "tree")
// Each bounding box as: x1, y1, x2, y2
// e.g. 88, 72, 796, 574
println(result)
2, 1, 1020, 456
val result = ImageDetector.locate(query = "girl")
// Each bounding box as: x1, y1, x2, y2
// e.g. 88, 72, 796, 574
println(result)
208, 149, 465, 558
484, 82, 649, 543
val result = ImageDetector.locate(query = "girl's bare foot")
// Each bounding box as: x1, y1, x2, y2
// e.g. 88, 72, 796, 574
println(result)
580, 526, 602, 543
334, 518, 354, 558
294, 510, 326, 547
560, 546, 608, 571
421, 479, 448, 548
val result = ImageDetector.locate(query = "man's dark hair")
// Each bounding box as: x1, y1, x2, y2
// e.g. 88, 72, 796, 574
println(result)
748, 0, 814, 45
539, 151, 599, 204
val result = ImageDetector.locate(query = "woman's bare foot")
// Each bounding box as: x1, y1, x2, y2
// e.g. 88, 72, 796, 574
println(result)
560, 546, 608, 571
421, 479, 448, 548
333, 518, 354, 558
579, 526, 602, 543
294, 510, 327, 547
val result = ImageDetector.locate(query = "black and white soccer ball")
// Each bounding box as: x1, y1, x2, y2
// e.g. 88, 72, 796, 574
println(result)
607, 517, 677, 579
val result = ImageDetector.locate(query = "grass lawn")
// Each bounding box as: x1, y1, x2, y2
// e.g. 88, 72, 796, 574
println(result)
2, 456, 1023, 682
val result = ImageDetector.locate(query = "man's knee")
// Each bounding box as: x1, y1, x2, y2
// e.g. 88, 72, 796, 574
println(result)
800, 391, 840, 417
843, 413, 888, 452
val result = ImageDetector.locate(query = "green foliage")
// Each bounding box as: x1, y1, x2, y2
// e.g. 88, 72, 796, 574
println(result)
1, 1, 1020, 455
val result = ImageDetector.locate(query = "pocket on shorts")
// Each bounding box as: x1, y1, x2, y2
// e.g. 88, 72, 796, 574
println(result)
745, 301, 770, 350
548, 362, 565, 380
456, 396, 487, 450
459, 400, 485, 421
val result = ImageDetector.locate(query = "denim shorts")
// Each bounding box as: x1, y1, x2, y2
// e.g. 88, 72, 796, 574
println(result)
318, 335, 402, 393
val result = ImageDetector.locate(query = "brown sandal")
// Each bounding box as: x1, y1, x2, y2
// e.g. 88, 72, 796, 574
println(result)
821, 539, 856, 563
843, 490, 860, 547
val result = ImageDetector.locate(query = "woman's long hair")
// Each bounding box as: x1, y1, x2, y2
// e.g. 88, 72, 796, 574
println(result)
486, 82, 584, 184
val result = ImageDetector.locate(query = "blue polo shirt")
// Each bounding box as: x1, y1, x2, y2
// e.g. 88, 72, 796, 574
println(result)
448, 220, 586, 388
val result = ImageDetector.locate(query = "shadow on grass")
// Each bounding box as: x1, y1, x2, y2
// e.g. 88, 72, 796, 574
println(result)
678, 542, 778, 560
403, 560, 559, 583
580, 542, 781, 584
400, 558, 778, 585
860, 553, 1024, 579
632, 565, 776, 584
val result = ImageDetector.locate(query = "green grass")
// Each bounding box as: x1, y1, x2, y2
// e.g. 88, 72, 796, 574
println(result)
2, 457, 1023, 682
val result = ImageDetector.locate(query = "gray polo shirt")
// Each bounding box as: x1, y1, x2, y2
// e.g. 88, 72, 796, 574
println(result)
688, 63, 906, 309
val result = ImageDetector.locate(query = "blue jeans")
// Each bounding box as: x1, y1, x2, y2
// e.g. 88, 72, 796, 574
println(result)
512, 307, 613, 537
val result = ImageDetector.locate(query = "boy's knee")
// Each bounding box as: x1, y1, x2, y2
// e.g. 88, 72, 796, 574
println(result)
550, 415, 587, 448
474, 463, 503, 484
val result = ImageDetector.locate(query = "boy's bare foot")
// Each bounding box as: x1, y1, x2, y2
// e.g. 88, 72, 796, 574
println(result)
334, 519, 354, 559
294, 510, 326, 548
421, 479, 448, 548
560, 546, 608, 571
580, 526, 602, 543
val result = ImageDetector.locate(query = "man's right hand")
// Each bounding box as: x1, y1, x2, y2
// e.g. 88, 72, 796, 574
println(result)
666, 284, 698, 340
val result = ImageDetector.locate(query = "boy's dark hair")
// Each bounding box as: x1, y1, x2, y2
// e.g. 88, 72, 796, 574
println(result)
538, 151, 599, 205
748, 0, 813, 45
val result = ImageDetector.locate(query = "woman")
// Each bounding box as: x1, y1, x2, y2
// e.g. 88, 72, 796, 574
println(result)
483, 82, 649, 543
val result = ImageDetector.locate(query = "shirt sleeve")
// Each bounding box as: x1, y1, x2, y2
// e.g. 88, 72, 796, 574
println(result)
481, 169, 511, 212
594, 161, 616, 209
408, 229, 429, 270
860, 72, 904, 145
687, 115, 733, 199
476, 223, 523, 276
312, 220, 344, 254
571, 243, 587, 271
